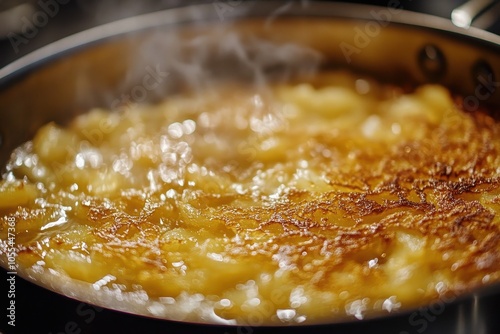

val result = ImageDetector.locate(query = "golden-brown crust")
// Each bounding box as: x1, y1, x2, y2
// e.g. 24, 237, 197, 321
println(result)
1, 74, 500, 324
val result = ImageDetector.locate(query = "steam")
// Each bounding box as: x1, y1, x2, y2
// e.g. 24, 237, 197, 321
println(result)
96, 5, 323, 109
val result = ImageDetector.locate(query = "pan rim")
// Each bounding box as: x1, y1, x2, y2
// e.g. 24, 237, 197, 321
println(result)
0, 1, 499, 86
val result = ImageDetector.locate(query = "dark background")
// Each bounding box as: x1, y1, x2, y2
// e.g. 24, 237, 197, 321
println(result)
1, 1, 500, 333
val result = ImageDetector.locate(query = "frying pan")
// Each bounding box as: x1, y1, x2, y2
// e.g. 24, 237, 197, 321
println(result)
0, 2, 499, 333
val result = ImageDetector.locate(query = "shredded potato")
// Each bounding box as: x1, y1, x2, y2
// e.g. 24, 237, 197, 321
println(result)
1, 72, 499, 324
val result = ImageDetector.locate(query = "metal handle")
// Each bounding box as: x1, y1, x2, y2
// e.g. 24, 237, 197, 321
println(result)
451, 0, 500, 29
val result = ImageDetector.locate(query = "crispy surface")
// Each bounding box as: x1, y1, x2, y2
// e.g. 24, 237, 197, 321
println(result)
1, 72, 500, 324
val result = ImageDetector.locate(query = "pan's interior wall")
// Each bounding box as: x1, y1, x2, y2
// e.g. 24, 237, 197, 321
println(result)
2, 0, 499, 69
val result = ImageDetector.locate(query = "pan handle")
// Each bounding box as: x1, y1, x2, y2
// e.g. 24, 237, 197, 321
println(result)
451, 0, 500, 30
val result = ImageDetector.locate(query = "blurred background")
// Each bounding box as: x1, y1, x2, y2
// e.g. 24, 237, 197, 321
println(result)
0, 0, 499, 68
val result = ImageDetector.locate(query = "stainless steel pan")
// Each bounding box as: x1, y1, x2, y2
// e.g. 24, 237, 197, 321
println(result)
0, 2, 499, 333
